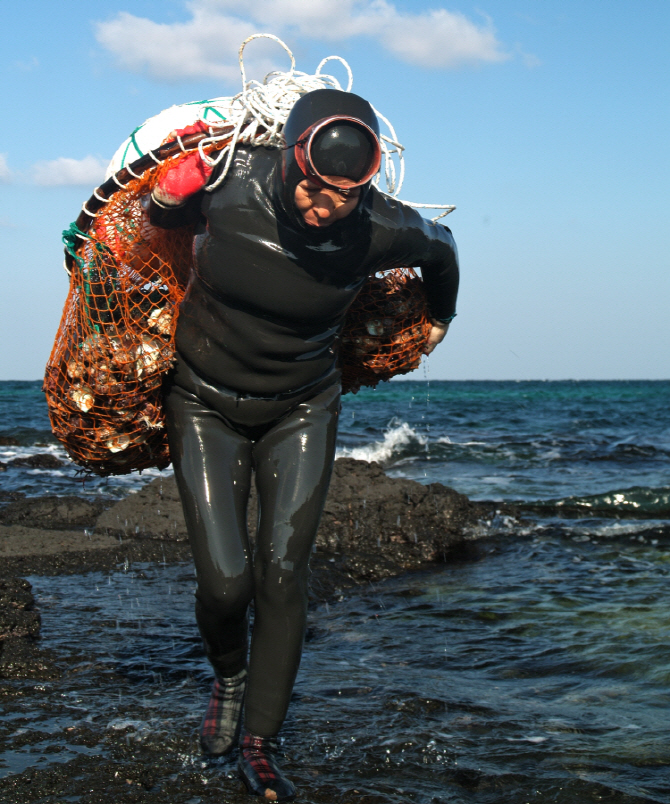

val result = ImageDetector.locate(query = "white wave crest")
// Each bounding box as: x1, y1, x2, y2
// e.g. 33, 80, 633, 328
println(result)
337, 421, 427, 464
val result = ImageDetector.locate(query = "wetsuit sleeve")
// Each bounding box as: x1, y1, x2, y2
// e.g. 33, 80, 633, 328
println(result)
148, 191, 204, 229
370, 193, 460, 321
411, 223, 459, 322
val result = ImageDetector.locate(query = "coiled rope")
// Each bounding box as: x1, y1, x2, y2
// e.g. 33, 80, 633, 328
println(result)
194, 34, 456, 220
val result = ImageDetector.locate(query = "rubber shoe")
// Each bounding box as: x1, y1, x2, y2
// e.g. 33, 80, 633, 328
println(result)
199, 669, 246, 756
238, 729, 296, 801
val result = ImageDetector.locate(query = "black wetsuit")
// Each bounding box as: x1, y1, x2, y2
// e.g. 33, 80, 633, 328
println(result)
153, 91, 459, 739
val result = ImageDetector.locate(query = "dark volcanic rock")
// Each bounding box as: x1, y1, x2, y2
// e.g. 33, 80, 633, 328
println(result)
96, 458, 490, 589
9, 454, 64, 469
0, 436, 20, 446
0, 491, 25, 503
0, 577, 40, 641
0, 541, 192, 577
96, 478, 189, 541
0, 496, 110, 531
317, 458, 479, 565
0, 577, 42, 679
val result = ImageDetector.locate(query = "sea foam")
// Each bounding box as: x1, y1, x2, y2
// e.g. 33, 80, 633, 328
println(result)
337, 421, 427, 465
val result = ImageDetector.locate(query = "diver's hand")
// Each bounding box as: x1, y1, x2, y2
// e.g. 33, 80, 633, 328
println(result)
423, 320, 449, 355
152, 150, 213, 207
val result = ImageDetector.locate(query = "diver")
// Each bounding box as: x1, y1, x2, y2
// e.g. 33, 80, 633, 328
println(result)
149, 88, 459, 801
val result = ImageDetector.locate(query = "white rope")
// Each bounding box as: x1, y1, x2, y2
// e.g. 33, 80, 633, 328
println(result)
81, 202, 102, 218
316, 55, 353, 92
112, 35, 455, 221
201, 34, 354, 191
196, 35, 456, 219
146, 149, 164, 166
385, 201, 456, 221
92, 188, 109, 204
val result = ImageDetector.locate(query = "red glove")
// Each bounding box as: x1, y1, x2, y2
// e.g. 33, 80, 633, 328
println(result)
173, 120, 211, 139
155, 151, 213, 206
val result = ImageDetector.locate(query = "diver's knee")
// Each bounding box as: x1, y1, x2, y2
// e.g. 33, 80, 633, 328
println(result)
196, 571, 254, 618
254, 563, 309, 609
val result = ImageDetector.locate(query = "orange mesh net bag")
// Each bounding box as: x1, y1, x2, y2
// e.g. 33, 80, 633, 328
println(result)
340, 268, 431, 394
44, 137, 431, 476
44, 136, 227, 476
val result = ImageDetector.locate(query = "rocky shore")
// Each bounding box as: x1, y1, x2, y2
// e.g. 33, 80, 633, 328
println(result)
0, 458, 498, 680
0, 458, 510, 803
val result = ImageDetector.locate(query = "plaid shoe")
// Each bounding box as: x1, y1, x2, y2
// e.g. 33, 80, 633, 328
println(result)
199, 669, 246, 756
238, 729, 296, 801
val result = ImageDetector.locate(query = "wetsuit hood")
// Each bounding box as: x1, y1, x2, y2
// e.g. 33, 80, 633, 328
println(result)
278, 88, 381, 231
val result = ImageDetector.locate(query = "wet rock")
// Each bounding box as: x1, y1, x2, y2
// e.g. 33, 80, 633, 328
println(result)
0, 491, 25, 503
0, 525, 119, 559
0, 540, 191, 578
316, 458, 481, 565
95, 458, 490, 589
0, 636, 59, 680
0, 435, 20, 446
0, 577, 43, 679
95, 478, 189, 542
8, 454, 65, 469
0, 463, 6, 473
0, 495, 110, 530
0, 577, 40, 641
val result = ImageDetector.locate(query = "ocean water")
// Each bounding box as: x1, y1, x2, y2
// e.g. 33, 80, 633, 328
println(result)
2, 380, 669, 513
1, 380, 670, 802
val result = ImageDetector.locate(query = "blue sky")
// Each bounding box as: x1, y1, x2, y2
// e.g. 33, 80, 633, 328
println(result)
1, 0, 668, 380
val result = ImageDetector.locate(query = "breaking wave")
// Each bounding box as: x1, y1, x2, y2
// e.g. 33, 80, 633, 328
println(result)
337, 421, 427, 465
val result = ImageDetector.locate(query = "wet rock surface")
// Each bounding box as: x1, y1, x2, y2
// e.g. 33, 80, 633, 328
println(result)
0, 491, 25, 503
0, 578, 39, 642
0, 458, 494, 676
0, 458, 497, 605
96, 477, 189, 542
0, 724, 391, 804
0, 436, 20, 447
0, 459, 500, 802
94, 458, 491, 585
0, 495, 110, 530
6, 454, 65, 469
0, 577, 55, 681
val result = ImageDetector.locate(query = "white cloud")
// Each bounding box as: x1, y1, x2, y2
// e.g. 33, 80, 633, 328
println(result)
95, 9, 260, 81
32, 156, 109, 187
95, 0, 508, 82
376, 8, 506, 68
0, 154, 11, 183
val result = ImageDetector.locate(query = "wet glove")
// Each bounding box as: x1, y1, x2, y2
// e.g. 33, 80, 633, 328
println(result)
153, 121, 213, 206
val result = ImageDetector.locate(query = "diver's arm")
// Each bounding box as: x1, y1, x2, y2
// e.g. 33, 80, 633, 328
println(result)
370, 191, 459, 327
148, 190, 203, 229
394, 217, 459, 354
414, 225, 459, 324
420, 231, 458, 354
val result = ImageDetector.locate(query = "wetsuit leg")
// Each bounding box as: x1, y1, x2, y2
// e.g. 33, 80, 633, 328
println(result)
163, 384, 254, 678
165, 366, 340, 735
244, 381, 340, 737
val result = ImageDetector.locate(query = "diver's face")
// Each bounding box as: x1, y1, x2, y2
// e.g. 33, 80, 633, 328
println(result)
294, 176, 361, 227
